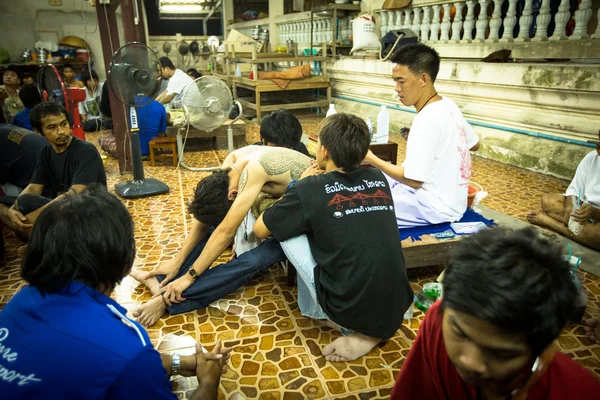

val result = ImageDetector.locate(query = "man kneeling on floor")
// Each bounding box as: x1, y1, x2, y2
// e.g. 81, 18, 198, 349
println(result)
0, 186, 231, 399
390, 227, 600, 399
131, 143, 312, 327
254, 113, 414, 362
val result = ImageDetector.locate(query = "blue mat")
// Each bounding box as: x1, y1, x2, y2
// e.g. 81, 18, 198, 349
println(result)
399, 209, 495, 242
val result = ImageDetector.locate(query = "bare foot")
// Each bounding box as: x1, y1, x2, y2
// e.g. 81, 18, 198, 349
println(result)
526, 210, 552, 227
132, 296, 167, 327
322, 333, 381, 362
584, 318, 600, 345
130, 269, 162, 296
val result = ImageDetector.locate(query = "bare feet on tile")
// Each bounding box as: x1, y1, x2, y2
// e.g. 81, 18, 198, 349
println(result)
584, 318, 600, 345
526, 210, 555, 228
322, 333, 381, 362
132, 296, 167, 327
130, 269, 162, 296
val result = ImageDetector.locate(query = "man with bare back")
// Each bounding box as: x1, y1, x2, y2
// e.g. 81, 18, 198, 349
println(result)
131, 145, 312, 326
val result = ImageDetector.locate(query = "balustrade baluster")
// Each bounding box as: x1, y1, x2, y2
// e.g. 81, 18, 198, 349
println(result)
430, 5, 442, 41
412, 8, 422, 37
440, 3, 452, 41
489, 0, 505, 41
571, 0, 592, 39
532, 0, 551, 40
550, 0, 571, 40
475, 0, 491, 42
451, 2, 466, 42
421, 6, 433, 41
500, 0, 518, 41
462, 0, 477, 42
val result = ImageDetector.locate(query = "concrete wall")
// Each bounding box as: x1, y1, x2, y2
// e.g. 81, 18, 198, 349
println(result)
329, 58, 598, 180
0, 0, 125, 81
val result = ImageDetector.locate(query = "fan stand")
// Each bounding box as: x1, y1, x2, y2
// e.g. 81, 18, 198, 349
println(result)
176, 100, 243, 172
115, 107, 170, 198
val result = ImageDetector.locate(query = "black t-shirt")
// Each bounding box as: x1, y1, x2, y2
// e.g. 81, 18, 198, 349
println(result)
30, 137, 107, 198
0, 123, 47, 189
263, 167, 413, 339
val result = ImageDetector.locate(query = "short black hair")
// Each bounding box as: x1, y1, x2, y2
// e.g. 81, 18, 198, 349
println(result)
21, 185, 135, 293
18, 84, 42, 109
188, 169, 233, 226
186, 68, 202, 79
260, 109, 303, 149
389, 43, 441, 83
442, 227, 578, 356
4, 65, 22, 84
62, 63, 75, 72
81, 69, 99, 87
160, 57, 175, 70
30, 102, 69, 134
21, 72, 34, 82
319, 113, 370, 172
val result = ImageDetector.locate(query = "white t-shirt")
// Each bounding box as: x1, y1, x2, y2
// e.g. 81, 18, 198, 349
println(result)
78, 82, 103, 120
166, 69, 193, 108
566, 151, 600, 208
403, 96, 479, 221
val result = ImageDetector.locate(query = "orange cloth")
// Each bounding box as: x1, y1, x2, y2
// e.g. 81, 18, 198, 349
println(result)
258, 64, 311, 89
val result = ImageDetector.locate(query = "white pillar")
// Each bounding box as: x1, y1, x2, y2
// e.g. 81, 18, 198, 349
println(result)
515, 0, 533, 41
380, 11, 389, 38
593, 8, 600, 38
394, 10, 403, 30
550, 0, 571, 40
403, 9, 413, 30
570, 0, 592, 39
451, 2, 466, 41
411, 8, 422, 37
421, 6, 432, 41
440, 3, 452, 41
500, 0, 518, 41
475, 0, 490, 42
462, 0, 477, 42
489, 0, 505, 41
430, 5, 442, 41
532, 0, 551, 40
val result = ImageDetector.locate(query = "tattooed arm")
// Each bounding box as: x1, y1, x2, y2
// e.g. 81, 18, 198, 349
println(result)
188, 162, 266, 277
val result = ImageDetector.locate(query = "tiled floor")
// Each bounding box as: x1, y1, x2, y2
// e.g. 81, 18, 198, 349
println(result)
1, 115, 599, 399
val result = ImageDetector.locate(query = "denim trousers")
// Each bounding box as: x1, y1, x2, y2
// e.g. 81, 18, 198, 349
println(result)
155, 230, 286, 315
280, 235, 352, 336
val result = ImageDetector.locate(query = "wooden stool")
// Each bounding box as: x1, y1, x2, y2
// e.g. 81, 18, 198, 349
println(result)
149, 137, 177, 167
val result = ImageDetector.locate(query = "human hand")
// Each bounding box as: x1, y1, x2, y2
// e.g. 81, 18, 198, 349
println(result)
8, 207, 33, 234
300, 164, 323, 180
571, 203, 593, 223
144, 258, 180, 286
195, 340, 232, 386
157, 274, 194, 305
363, 150, 378, 165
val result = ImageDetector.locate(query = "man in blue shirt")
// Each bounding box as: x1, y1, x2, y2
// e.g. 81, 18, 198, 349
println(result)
0, 185, 230, 399
137, 98, 167, 156
12, 84, 42, 131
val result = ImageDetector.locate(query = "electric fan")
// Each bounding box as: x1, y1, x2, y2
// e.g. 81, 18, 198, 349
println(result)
37, 64, 86, 140
176, 76, 242, 171
107, 42, 170, 198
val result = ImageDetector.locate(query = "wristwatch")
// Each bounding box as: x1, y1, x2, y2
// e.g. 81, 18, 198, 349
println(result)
172, 354, 181, 375
188, 267, 198, 279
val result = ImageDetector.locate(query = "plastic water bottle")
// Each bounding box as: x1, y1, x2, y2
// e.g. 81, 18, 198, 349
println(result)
376, 105, 389, 144
326, 104, 337, 117
235, 65, 242, 77
366, 117, 374, 140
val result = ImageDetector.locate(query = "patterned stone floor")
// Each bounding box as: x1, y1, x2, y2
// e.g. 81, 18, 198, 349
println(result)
1, 114, 599, 399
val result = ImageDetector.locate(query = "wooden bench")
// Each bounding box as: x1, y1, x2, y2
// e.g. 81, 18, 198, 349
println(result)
149, 137, 177, 167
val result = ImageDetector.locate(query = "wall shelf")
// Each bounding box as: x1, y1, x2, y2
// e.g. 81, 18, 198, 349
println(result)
227, 18, 270, 31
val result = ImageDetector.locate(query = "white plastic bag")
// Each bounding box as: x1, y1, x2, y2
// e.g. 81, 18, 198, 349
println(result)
350, 14, 381, 55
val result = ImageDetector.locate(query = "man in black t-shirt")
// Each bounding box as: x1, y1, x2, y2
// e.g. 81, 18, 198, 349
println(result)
0, 123, 47, 193
254, 113, 413, 362
1, 102, 106, 239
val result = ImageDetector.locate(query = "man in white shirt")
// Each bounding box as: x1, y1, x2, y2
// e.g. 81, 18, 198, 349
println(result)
365, 44, 480, 227
527, 131, 600, 251
156, 57, 193, 108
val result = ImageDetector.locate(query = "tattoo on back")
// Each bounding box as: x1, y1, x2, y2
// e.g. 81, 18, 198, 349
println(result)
258, 151, 311, 180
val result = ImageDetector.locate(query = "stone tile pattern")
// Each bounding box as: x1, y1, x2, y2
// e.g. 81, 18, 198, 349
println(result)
1, 117, 598, 400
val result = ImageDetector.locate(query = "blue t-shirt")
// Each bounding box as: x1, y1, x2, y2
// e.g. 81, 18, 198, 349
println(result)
137, 100, 167, 156
0, 282, 177, 399
12, 108, 32, 131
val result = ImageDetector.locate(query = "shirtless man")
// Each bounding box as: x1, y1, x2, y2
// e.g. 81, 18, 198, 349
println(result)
131, 146, 311, 326
527, 131, 600, 251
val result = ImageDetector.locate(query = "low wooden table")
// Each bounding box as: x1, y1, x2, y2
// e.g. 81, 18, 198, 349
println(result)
233, 76, 331, 124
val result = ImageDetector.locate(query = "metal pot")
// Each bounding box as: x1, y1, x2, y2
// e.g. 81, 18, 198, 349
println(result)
36, 48, 49, 63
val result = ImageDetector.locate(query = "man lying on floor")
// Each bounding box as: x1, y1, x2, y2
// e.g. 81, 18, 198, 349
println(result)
0, 102, 106, 243
254, 113, 414, 362
365, 43, 479, 228
527, 131, 600, 251
391, 227, 600, 399
131, 143, 312, 327
0, 186, 231, 399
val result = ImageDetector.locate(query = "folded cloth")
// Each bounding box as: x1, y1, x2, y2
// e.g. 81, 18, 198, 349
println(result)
258, 64, 311, 89
399, 208, 495, 242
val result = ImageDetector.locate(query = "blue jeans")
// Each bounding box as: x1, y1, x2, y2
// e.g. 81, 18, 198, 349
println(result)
280, 235, 352, 336
156, 230, 286, 315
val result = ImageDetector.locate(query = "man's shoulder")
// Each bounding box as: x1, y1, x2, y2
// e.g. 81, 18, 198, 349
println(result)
70, 137, 101, 155
545, 352, 600, 392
